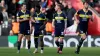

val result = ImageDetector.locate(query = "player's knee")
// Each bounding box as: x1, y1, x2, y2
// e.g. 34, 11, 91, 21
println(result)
55, 40, 59, 42
17, 41, 21, 45
25, 35, 30, 39
55, 37, 59, 41
18, 34, 23, 41
18, 38, 22, 42
28, 40, 31, 44
34, 38, 38, 43
40, 37, 43, 42
81, 35, 86, 40
60, 38, 63, 42
80, 33, 86, 39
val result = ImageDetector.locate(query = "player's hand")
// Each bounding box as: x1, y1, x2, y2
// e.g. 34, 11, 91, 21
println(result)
19, 19, 29, 22
76, 20, 80, 24
31, 18, 36, 23
12, 16, 15, 19
1, 21, 3, 24
9, 30, 13, 36
30, 29, 32, 34
52, 25, 55, 28
89, 15, 93, 22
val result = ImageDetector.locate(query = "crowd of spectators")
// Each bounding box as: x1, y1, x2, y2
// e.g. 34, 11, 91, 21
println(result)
85, 0, 100, 13
0, 0, 99, 36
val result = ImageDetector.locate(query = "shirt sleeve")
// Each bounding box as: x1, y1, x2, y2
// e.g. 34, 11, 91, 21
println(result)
75, 10, 80, 16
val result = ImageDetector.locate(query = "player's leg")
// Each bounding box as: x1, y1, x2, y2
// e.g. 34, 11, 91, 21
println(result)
59, 37, 64, 54
40, 34, 44, 54
25, 35, 31, 51
33, 37, 39, 53
33, 28, 39, 53
55, 28, 60, 53
17, 26, 25, 53
75, 30, 87, 54
55, 37, 59, 53
59, 29, 64, 54
24, 26, 31, 51
17, 34, 23, 53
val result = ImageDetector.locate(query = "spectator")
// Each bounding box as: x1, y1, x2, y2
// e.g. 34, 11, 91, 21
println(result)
2, 7, 8, 28
55, 1, 59, 5
62, 0, 68, 15
9, 19, 19, 36
0, 0, 8, 10
40, 0, 47, 8
67, 2, 76, 27
59, 0, 63, 4
0, 7, 3, 36
89, 0, 95, 7
46, 5, 55, 21
8, 0, 16, 19
55, 0, 60, 4
27, 0, 40, 10
46, 5, 55, 34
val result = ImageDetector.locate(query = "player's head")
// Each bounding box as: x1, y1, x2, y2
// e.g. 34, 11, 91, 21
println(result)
62, 0, 67, 7
68, 1, 72, 9
41, 0, 45, 2
1, 0, 5, 5
21, 3, 26, 11
59, 0, 63, 3
30, 7, 35, 13
83, 2, 89, 10
12, 0, 16, 3
2, 7, 6, 12
55, 4, 62, 11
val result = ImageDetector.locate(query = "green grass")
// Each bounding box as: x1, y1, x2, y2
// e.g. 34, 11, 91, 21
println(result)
0, 47, 100, 56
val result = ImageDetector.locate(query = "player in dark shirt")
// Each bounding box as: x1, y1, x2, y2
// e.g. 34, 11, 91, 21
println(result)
17, 4, 31, 53
52, 4, 67, 54
75, 2, 93, 54
31, 7, 47, 54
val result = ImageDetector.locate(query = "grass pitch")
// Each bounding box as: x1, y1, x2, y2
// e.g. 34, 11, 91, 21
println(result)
0, 47, 100, 56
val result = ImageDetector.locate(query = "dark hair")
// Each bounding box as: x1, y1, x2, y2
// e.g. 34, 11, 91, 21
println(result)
56, 4, 63, 10
2, 7, 6, 10
21, 3, 26, 7
57, 4, 62, 8
83, 1, 88, 5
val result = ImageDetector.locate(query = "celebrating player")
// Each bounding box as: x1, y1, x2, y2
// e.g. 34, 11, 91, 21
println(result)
52, 4, 67, 54
31, 7, 47, 54
17, 4, 31, 53
75, 2, 93, 54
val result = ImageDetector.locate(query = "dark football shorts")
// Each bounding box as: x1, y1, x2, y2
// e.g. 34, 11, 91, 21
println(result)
54, 27, 64, 37
77, 24, 88, 36
19, 24, 30, 35
34, 24, 44, 37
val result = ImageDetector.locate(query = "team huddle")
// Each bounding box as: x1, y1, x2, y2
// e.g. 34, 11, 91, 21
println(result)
16, 2, 93, 54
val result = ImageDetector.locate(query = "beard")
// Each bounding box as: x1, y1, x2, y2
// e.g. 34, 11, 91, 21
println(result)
85, 7, 88, 10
